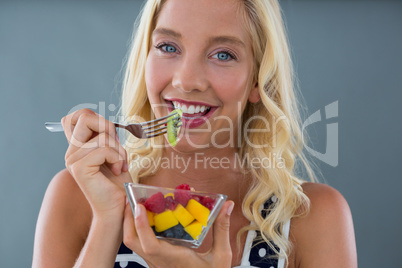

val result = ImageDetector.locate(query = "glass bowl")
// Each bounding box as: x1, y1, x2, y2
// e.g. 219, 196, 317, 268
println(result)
124, 182, 227, 248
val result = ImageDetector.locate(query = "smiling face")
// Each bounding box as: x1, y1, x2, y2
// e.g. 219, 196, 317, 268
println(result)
145, 0, 259, 151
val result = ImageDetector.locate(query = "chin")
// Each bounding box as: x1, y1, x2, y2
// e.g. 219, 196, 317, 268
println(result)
165, 138, 211, 154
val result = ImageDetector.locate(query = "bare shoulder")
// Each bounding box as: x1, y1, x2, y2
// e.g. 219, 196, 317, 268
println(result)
289, 182, 357, 268
33, 169, 91, 267
301, 182, 350, 217
40, 169, 91, 221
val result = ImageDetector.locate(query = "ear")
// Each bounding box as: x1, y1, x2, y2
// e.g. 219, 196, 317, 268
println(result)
248, 82, 260, 103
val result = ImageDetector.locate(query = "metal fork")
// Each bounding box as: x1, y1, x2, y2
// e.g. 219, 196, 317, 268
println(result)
44, 112, 182, 139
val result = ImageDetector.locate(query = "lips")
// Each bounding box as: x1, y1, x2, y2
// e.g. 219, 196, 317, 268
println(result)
165, 99, 217, 128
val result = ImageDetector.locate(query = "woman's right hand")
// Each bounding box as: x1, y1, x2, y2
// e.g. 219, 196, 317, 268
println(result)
62, 108, 132, 220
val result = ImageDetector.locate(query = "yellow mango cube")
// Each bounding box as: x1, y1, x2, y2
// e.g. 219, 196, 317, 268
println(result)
146, 210, 155, 227
154, 210, 179, 232
164, 193, 174, 198
173, 204, 195, 227
184, 221, 203, 240
186, 199, 210, 226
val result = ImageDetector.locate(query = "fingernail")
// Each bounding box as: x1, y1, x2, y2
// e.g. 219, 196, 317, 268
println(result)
125, 197, 129, 205
227, 202, 234, 216
115, 134, 120, 143
135, 204, 142, 219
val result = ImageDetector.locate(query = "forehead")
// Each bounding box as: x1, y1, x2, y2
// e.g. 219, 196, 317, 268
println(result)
155, 0, 250, 45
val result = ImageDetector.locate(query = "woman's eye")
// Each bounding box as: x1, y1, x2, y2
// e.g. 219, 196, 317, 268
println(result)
211, 51, 236, 61
156, 43, 177, 53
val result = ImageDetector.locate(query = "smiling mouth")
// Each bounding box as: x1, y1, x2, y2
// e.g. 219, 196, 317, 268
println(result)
168, 100, 212, 119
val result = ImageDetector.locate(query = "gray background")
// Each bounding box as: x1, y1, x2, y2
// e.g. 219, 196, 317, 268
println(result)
1, 0, 401, 267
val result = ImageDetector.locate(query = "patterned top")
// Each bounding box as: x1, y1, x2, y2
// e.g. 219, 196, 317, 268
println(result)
115, 196, 290, 268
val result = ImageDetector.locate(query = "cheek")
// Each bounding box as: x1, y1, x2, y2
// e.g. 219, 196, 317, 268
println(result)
145, 56, 169, 101
210, 69, 252, 105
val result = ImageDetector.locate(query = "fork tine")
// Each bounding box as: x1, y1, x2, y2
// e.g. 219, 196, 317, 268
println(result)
143, 125, 168, 134
141, 111, 177, 126
143, 114, 182, 138
141, 115, 180, 130
146, 129, 167, 138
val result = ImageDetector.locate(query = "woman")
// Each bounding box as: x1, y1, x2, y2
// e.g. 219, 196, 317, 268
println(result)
33, 0, 357, 267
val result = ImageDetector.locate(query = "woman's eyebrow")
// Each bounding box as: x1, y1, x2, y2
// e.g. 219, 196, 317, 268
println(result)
152, 28, 245, 48
153, 27, 182, 39
208, 36, 246, 48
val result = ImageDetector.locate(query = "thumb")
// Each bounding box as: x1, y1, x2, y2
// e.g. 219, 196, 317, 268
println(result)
211, 201, 235, 254
122, 198, 139, 251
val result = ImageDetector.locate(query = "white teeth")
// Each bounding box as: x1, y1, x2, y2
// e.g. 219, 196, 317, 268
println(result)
170, 101, 210, 115
173, 101, 179, 109
188, 105, 195, 114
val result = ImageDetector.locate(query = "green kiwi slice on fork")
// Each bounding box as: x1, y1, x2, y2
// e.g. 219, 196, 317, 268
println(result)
167, 109, 183, 147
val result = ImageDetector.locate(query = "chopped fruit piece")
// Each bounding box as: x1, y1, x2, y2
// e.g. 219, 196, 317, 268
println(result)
162, 228, 175, 238
191, 195, 202, 203
154, 210, 179, 232
191, 195, 214, 210
184, 221, 203, 240
186, 199, 210, 226
201, 196, 215, 210
165, 196, 178, 210
174, 189, 192, 207
144, 192, 166, 213
164, 193, 174, 198
175, 184, 191, 191
173, 204, 195, 227
182, 231, 194, 241
162, 224, 187, 239
167, 109, 182, 147
146, 210, 155, 227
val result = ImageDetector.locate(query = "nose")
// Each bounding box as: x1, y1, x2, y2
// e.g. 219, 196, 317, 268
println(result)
171, 56, 209, 92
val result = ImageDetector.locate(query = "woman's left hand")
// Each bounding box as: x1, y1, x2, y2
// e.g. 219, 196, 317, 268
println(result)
123, 201, 235, 268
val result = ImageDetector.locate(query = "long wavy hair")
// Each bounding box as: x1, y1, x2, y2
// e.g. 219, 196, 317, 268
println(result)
120, 0, 315, 264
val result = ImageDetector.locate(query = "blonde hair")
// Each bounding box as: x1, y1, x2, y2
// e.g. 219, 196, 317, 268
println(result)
120, 0, 315, 264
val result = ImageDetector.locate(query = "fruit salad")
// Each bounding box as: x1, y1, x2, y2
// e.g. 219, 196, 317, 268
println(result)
141, 184, 215, 240
125, 183, 227, 248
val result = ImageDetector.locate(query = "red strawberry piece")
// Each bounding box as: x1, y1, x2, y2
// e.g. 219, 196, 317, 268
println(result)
165, 196, 178, 210
144, 192, 166, 213
174, 190, 191, 207
175, 184, 191, 191
191, 194, 203, 203
202, 197, 215, 210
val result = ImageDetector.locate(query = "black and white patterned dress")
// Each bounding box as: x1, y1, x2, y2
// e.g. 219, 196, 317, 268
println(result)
115, 196, 290, 268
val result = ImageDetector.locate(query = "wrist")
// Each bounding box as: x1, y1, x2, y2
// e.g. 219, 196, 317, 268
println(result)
92, 212, 124, 229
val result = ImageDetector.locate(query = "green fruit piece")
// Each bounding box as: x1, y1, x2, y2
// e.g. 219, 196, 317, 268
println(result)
167, 109, 183, 147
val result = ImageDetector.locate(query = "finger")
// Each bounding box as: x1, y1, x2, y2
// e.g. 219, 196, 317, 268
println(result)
70, 113, 117, 148
65, 132, 127, 170
69, 146, 125, 179
134, 204, 161, 256
123, 200, 140, 251
61, 108, 96, 143
211, 201, 234, 256
123, 203, 158, 268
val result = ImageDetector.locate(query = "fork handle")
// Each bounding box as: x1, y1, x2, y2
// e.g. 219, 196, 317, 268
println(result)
45, 122, 64, 132
45, 122, 121, 132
